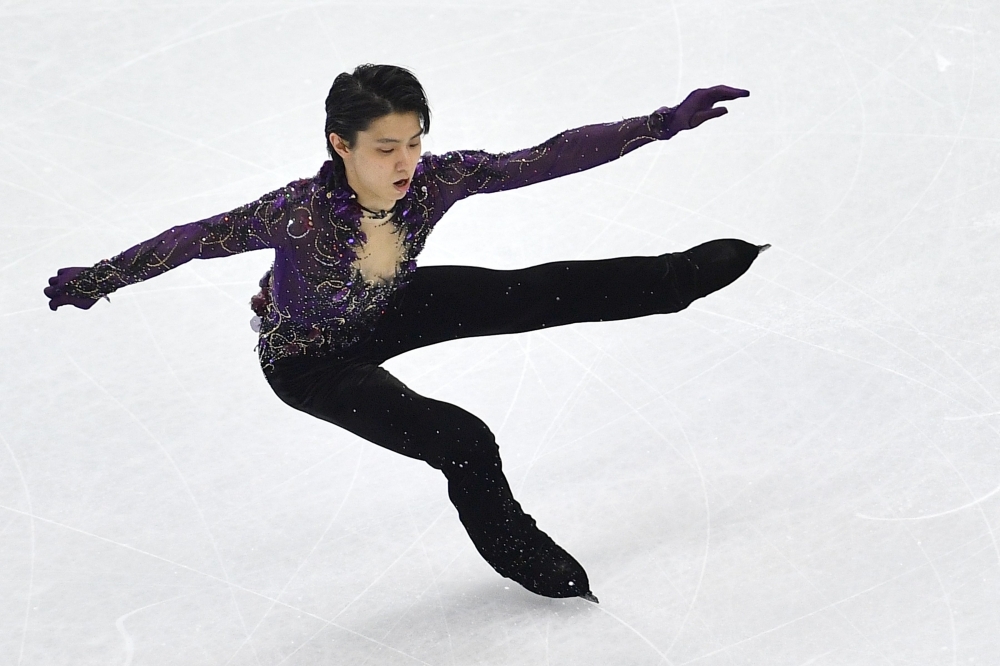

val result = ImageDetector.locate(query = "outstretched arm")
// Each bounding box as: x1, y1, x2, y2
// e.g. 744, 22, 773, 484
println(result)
45, 185, 289, 310
425, 85, 749, 211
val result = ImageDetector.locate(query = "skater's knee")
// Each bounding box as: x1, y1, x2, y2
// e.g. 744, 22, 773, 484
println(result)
424, 408, 501, 473
438, 433, 500, 473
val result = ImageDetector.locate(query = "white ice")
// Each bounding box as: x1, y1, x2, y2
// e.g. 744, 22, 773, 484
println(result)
2, 1, 999, 664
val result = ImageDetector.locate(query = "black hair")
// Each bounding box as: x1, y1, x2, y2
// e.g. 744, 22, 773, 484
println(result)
324, 64, 431, 184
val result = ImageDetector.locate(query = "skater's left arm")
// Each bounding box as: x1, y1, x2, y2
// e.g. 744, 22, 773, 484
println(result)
425, 85, 749, 212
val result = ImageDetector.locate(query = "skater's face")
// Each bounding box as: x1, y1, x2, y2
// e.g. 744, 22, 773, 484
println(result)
329, 111, 423, 212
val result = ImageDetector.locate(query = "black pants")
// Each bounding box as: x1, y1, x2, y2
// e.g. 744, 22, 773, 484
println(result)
263, 239, 764, 599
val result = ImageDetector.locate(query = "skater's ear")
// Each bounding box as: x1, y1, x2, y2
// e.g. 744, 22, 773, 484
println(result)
329, 132, 353, 159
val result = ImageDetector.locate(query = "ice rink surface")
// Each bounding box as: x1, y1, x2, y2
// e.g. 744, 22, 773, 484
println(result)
3, 0, 1000, 664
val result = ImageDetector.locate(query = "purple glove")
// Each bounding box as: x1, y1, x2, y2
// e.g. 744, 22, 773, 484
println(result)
667, 85, 750, 134
44, 267, 100, 311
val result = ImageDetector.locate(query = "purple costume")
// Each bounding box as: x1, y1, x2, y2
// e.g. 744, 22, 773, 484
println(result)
50, 85, 767, 601
62, 108, 680, 369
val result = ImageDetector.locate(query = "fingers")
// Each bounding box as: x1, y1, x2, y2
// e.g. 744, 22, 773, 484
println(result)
673, 85, 747, 132
45, 276, 64, 302
704, 85, 749, 102
46, 293, 97, 311
45, 275, 98, 310
689, 107, 728, 128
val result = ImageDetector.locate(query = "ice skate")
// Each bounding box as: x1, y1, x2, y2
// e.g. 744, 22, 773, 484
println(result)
662, 238, 766, 303
472, 513, 596, 600
450, 471, 596, 600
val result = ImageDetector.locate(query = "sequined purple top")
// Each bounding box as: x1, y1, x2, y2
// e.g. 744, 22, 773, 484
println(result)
64, 108, 679, 369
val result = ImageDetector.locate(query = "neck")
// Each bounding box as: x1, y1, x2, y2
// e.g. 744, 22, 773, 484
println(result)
355, 194, 396, 214
343, 168, 396, 213
359, 201, 394, 220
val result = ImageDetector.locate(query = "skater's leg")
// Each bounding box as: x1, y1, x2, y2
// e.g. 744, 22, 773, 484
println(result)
365, 238, 766, 361
265, 354, 594, 600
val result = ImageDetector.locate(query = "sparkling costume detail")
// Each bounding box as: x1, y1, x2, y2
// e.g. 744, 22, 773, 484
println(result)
63, 108, 678, 369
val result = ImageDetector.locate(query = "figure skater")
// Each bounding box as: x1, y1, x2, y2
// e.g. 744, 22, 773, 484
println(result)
45, 64, 767, 604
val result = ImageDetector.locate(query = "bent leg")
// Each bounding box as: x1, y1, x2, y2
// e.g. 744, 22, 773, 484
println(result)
368, 238, 765, 361
264, 355, 593, 599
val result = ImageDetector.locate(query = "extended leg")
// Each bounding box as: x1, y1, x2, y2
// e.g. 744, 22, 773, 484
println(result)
264, 356, 595, 600
365, 238, 766, 361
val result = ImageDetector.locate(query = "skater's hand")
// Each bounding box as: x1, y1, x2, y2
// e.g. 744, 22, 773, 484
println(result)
44, 267, 99, 311
669, 85, 750, 133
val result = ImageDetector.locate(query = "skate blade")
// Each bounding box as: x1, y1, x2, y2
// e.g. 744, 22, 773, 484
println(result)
580, 592, 599, 604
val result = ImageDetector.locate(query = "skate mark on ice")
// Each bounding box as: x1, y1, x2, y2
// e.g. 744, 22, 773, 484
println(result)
946, 411, 1000, 421
115, 595, 193, 666
593, 603, 676, 665
514, 333, 602, 495
555, 328, 714, 656
0, 139, 134, 243
576, 145, 663, 259
679, 0, 956, 228
0, 4, 308, 135
675, 525, 987, 664
769, 4, 951, 111
673, 593, 876, 664
63, 354, 265, 666
796, 5, 1000, 428
679, 504, 990, 666
221, 447, 364, 666
206, 446, 351, 529
798, 653, 834, 665
353, 514, 463, 666
544, 616, 552, 665
699, 279, 1000, 458
927, 420, 1000, 564
812, 0, 977, 298
329, 513, 451, 616
0, 227, 75, 274
873, 480, 960, 665
660, 407, 712, 657
763, 259, 996, 415
357, 510, 469, 666
749, 521, 892, 662
0, 502, 435, 666
274, 512, 447, 666
494, 337, 531, 438
2, 430, 35, 666
856, 481, 1000, 521
810, 0, 869, 240
133, 301, 200, 407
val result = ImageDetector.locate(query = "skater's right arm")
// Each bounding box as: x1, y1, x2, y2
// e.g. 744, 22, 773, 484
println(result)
45, 186, 289, 310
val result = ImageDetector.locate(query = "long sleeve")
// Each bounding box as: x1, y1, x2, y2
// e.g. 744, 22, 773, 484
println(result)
423, 106, 677, 212
63, 185, 289, 300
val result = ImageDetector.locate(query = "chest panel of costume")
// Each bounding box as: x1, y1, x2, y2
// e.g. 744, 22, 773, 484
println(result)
353, 215, 407, 284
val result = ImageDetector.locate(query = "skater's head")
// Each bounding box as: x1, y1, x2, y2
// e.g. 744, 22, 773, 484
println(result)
324, 64, 430, 211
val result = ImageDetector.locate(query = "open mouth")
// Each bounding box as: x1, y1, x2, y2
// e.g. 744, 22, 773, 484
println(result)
393, 177, 410, 191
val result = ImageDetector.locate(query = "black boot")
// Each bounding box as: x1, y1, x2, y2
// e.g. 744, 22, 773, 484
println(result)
447, 466, 597, 602
661, 238, 767, 305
